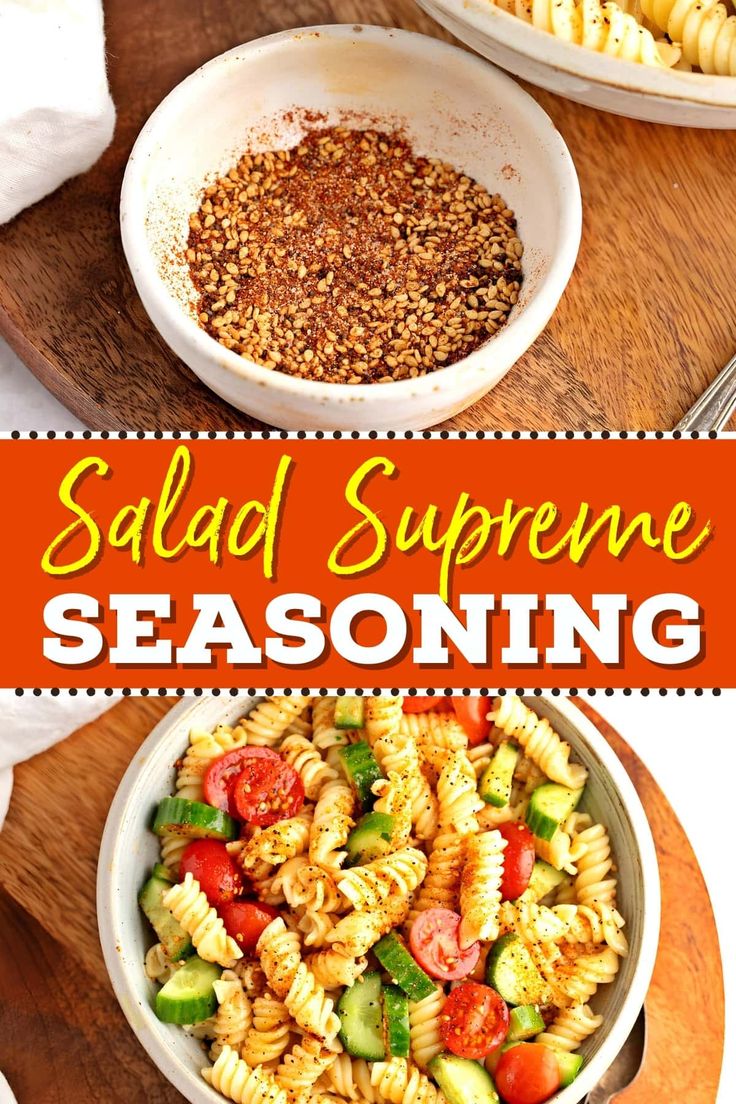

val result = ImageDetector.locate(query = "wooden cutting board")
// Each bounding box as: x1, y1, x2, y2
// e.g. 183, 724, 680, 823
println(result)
0, 0, 735, 431
0, 697, 724, 1103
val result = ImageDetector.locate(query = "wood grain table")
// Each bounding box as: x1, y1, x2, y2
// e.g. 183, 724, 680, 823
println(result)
0, 697, 724, 1103
0, 0, 734, 431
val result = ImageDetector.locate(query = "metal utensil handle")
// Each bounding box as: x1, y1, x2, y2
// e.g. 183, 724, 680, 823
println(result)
675, 352, 736, 432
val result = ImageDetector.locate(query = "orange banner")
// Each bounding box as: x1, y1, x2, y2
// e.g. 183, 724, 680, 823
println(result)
0, 436, 730, 688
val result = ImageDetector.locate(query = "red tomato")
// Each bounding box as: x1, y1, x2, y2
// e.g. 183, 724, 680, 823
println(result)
439, 981, 510, 1060
410, 908, 480, 981
402, 697, 454, 713
495, 1044, 560, 1104
232, 755, 304, 827
179, 840, 243, 906
453, 698, 492, 746
218, 901, 280, 954
498, 822, 536, 900
204, 747, 281, 817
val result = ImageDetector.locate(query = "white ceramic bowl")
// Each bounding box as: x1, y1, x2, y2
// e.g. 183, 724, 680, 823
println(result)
98, 695, 660, 1104
120, 25, 581, 430
416, 0, 736, 128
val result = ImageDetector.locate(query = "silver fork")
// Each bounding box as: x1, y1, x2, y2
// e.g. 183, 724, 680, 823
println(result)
674, 351, 736, 431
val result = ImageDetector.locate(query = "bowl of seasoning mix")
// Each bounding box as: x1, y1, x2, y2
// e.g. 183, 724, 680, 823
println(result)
121, 24, 581, 429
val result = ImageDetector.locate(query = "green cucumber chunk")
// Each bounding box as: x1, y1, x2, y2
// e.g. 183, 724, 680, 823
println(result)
339, 741, 384, 812
383, 984, 410, 1058
479, 742, 520, 807
526, 784, 584, 842
346, 811, 395, 865
518, 860, 566, 904
152, 862, 175, 883
154, 956, 221, 1023
139, 873, 193, 962
486, 933, 548, 1006
337, 971, 385, 1060
507, 1004, 545, 1041
429, 1054, 500, 1104
152, 797, 238, 842
335, 696, 365, 729
373, 932, 436, 1002
555, 1049, 584, 1086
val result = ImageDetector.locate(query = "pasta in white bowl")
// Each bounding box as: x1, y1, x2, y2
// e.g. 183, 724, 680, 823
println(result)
98, 695, 659, 1104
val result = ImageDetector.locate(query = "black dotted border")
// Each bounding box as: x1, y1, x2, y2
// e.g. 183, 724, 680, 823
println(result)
12, 687, 723, 696
4, 430, 731, 441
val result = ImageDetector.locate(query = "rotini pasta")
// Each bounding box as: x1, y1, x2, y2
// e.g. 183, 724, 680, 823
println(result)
258, 918, 341, 1041
370, 1058, 445, 1104
242, 695, 311, 746
305, 948, 368, 989
408, 987, 446, 1070
203, 1045, 288, 1104
162, 872, 242, 967
281, 733, 339, 800
641, 0, 736, 72
489, 696, 588, 790
310, 780, 355, 873
536, 1003, 604, 1051
338, 848, 428, 910
437, 750, 483, 834
364, 696, 404, 745
210, 970, 252, 1059
459, 830, 506, 946
277, 1036, 338, 1104
242, 992, 292, 1066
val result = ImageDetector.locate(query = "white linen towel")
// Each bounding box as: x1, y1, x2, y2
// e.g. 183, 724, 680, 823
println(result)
0, 0, 115, 225
0, 693, 119, 1104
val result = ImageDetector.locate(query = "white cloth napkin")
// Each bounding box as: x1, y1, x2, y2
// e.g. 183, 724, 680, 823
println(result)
0, 0, 115, 225
0, 692, 115, 827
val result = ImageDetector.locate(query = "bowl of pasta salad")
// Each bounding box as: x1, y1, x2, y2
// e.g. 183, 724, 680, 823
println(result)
415, 0, 736, 127
98, 694, 659, 1104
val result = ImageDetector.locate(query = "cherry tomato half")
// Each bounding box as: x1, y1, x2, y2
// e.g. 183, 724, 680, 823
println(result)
402, 697, 454, 713
204, 747, 282, 817
218, 901, 280, 954
179, 840, 243, 907
439, 981, 510, 1060
495, 1044, 560, 1104
409, 908, 480, 981
232, 755, 304, 827
498, 822, 536, 900
453, 698, 492, 746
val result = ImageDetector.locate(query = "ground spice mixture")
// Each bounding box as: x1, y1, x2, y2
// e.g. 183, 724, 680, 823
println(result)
187, 126, 523, 384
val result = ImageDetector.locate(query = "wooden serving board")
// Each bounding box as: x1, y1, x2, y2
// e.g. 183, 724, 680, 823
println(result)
0, 697, 724, 1103
0, 0, 735, 431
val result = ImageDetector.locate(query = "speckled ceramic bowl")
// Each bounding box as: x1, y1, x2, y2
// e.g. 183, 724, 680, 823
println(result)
120, 25, 581, 430
98, 695, 659, 1104
416, 0, 736, 128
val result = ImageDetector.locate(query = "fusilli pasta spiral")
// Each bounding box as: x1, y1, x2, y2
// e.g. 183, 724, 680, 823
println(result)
258, 918, 340, 1041
409, 987, 446, 1070
459, 830, 507, 946
241, 992, 292, 1065
489, 697, 588, 790
281, 733, 338, 800
162, 872, 242, 967
243, 696, 311, 747
370, 1058, 445, 1104
203, 1045, 288, 1104
310, 781, 355, 873
210, 970, 252, 1060
338, 848, 428, 910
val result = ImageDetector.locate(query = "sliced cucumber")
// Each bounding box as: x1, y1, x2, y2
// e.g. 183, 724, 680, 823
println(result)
152, 797, 238, 842
518, 860, 566, 904
555, 1050, 584, 1086
526, 784, 584, 842
507, 1004, 545, 1041
383, 984, 410, 1058
429, 1054, 500, 1104
154, 956, 221, 1023
373, 932, 436, 1002
339, 741, 384, 812
139, 872, 193, 962
335, 696, 365, 729
486, 934, 548, 1006
346, 812, 395, 865
152, 862, 175, 883
337, 971, 385, 1060
478, 742, 520, 807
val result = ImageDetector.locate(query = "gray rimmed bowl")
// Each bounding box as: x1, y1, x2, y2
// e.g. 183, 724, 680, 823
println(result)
97, 695, 660, 1104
